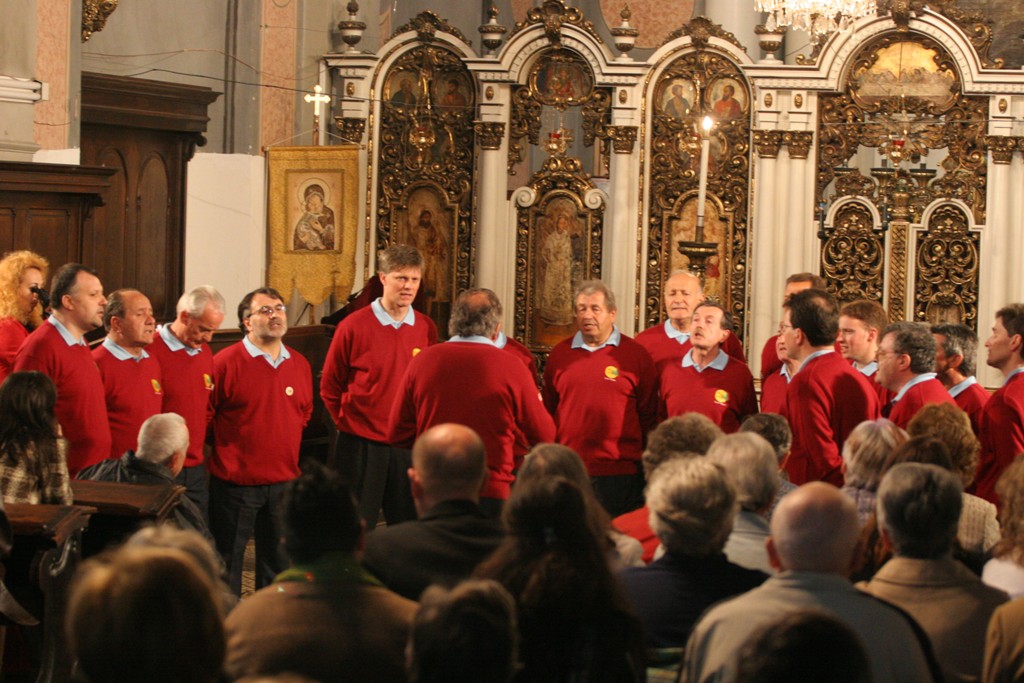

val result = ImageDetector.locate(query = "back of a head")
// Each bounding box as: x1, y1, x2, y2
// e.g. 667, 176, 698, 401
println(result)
877, 462, 962, 559
642, 414, 723, 477
449, 288, 501, 338
413, 423, 487, 501
734, 610, 870, 683
841, 419, 907, 491
906, 403, 978, 487
786, 289, 838, 347
884, 435, 953, 473
67, 546, 225, 683
0, 370, 57, 447
518, 443, 589, 490
503, 476, 595, 555
646, 458, 737, 558
739, 414, 792, 464
136, 412, 189, 466
770, 483, 861, 574
995, 457, 1024, 560
409, 579, 518, 683
706, 433, 780, 512
283, 461, 361, 564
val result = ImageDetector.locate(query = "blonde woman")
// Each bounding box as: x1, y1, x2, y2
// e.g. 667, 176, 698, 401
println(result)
839, 418, 908, 524
0, 250, 48, 383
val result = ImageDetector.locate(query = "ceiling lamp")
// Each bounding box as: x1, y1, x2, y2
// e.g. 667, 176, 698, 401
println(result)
756, 0, 877, 44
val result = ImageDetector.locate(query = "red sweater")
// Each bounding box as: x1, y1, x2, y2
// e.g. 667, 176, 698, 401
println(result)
635, 323, 745, 374
660, 354, 757, 433
320, 306, 437, 443
887, 377, 956, 430
93, 344, 164, 458
388, 341, 555, 499
13, 321, 111, 475
760, 369, 788, 414
501, 334, 539, 386
954, 381, 990, 438
210, 343, 312, 485
976, 372, 1024, 504
543, 335, 659, 476
614, 504, 658, 564
783, 351, 881, 486
0, 317, 29, 384
149, 331, 216, 467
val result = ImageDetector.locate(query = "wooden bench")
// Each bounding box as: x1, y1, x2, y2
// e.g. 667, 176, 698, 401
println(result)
70, 480, 185, 556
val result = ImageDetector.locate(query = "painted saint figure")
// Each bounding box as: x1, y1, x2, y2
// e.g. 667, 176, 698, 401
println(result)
293, 184, 335, 251
713, 84, 743, 120
539, 204, 578, 326
664, 84, 691, 119
409, 209, 450, 304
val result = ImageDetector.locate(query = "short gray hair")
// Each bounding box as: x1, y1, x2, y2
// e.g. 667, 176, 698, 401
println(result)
842, 419, 907, 490
377, 244, 424, 274
646, 458, 737, 557
882, 321, 936, 374
176, 285, 225, 318
706, 433, 780, 512
574, 280, 616, 312
931, 323, 978, 377
448, 288, 502, 338
103, 289, 141, 332
877, 463, 962, 559
136, 413, 189, 466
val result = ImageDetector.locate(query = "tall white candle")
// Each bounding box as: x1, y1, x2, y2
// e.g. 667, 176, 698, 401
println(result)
696, 116, 713, 241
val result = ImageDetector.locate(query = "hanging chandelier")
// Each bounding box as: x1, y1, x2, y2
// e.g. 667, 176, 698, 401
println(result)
756, 0, 877, 44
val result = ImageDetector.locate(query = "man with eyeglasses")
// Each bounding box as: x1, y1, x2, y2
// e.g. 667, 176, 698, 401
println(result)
875, 321, 955, 429
209, 287, 313, 593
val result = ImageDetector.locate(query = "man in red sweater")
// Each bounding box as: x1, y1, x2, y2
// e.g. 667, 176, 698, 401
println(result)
876, 321, 955, 429
389, 289, 554, 516
14, 263, 110, 475
932, 323, 989, 437
838, 299, 893, 406
659, 301, 756, 432
149, 285, 225, 514
636, 270, 745, 373
543, 280, 658, 516
781, 289, 880, 485
210, 287, 312, 593
759, 272, 826, 380
93, 289, 163, 458
321, 245, 437, 526
977, 305, 1024, 503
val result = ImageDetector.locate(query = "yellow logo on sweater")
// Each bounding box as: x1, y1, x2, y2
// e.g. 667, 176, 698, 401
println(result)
203, 373, 214, 391
714, 389, 729, 404
151, 379, 163, 395
412, 347, 422, 356
605, 366, 619, 380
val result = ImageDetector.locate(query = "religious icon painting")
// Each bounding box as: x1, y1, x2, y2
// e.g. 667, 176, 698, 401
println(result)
392, 184, 456, 331
431, 73, 474, 116
530, 50, 594, 108
706, 76, 747, 123
386, 70, 421, 110
658, 78, 697, 120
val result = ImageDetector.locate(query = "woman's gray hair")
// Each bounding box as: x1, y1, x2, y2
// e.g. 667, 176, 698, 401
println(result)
647, 458, 737, 557
706, 433, 780, 512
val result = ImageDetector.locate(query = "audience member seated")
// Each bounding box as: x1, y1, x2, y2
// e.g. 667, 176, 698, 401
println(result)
224, 462, 416, 683
475, 476, 645, 683
78, 412, 213, 544
619, 458, 766, 655
984, 458, 1024, 599
67, 545, 225, 683
838, 419, 906, 524
0, 371, 71, 505
739, 414, 795, 518
859, 463, 1008, 683
682, 482, 940, 683
908, 402, 1000, 557
614, 413, 723, 563
984, 596, 1024, 683
707, 433, 780, 573
733, 610, 871, 683
516, 443, 641, 569
362, 423, 504, 601
407, 579, 518, 683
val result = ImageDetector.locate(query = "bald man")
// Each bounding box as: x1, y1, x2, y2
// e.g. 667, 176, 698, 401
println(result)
636, 270, 745, 373
363, 423, 504, 600
683, 483, 939, 683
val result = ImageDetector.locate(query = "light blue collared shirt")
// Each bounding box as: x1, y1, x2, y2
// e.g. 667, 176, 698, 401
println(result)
371, 298, 416, 329
948, 375, 978, 399
780, 363, 792, 384
1005, 367, 1024, 386
892, 372, 938, 404
799, 348, 834, 372
571, 327, 622, 353
855, 360, 878, 377
494, 331, 509, 349
242, 335, 291, 369
682, 348, 729, 373
448, 335, 496, 347
48, 316, 87, 347
663, 319, 690, 345
158, 324, 202, 357
102, 336, 149, 362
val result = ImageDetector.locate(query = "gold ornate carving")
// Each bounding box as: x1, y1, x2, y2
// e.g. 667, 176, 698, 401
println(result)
619, 89, 628, 104
764, 93, 773, 108
887, 220, 910, 322
914, 203, 979, 326
474, 121, 505, 149
393, 10, 470, 45
783, 131, 814, 159
753, 130, 783, 159
605, 125, 637, 154
82, 0, 118, 42
821, 201, 886, 305
662, 16, 746, 53
334, 117, 366, 144
985, 135, 1018, 164
645, 50, 751, 334
514, 155, 603, 355
794, 94, 803, 109
509, 0, 603, 45
376, 45, 477, 334
887, 0, 1005, 69
999, 98, 1008, 113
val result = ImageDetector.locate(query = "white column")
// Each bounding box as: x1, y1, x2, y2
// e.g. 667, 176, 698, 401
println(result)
604, 143, 640, 335
750, 147, 780, 377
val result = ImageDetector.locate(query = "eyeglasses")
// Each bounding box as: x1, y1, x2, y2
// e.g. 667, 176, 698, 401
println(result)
777, 323, 794, 335
250, 304, 286, 318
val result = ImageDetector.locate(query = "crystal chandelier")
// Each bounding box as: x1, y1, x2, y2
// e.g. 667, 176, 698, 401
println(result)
756, 0, 877, 44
